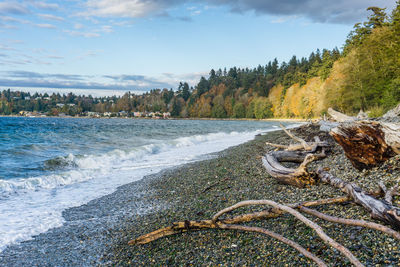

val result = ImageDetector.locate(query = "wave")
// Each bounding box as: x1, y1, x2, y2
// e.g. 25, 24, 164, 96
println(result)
0, 129, 264, 198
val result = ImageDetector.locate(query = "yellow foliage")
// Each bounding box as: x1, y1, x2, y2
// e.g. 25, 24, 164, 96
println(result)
268, 84, 284, 117
268, 77, 329, 118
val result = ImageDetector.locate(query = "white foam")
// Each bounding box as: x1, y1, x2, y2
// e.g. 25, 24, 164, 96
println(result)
0, 125, 299, 252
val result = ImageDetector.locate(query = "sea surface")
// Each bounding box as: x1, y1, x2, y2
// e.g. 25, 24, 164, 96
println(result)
0, 117, 296, 252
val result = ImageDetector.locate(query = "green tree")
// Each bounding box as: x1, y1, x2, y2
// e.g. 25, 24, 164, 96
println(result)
232, 102, 246, 118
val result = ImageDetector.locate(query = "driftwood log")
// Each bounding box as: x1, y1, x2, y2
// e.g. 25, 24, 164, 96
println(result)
326, 108, 400, 169
327, 108, 356, 122
330, 121, 400, 170
317, 168, 400, 229
263, 126, 330, 187
383, 103, 400, 118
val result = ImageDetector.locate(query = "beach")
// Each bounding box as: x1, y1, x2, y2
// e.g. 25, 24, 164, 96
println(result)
1, 123, 399, 266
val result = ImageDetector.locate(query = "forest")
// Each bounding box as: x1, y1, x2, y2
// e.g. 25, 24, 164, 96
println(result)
1, 3, 399, 119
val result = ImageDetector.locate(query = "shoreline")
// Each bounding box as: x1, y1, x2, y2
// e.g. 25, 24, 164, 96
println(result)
1, 124, 399, 266
0, 114, 308, 122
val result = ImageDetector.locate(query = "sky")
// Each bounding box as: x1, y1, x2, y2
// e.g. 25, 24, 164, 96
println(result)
0, 0, 397, 96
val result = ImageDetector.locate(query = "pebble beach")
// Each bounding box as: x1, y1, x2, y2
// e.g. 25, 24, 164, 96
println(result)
1, 123, 399, 266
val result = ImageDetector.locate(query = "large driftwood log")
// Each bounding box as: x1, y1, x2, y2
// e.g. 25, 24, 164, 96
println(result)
317, 168, 400, 229
262, 153, 323, 188
263, 127, 329, 187
330, 121, 400, 170
327, 108, 356, 122
383, 103, 400, 118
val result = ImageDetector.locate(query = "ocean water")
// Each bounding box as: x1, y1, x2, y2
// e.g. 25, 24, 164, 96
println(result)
0, 117, 296, 251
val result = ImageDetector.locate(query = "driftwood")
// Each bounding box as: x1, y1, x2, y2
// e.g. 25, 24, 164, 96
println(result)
327, 108, 356, 122
212, 200, 363, 266
129, 196, 350, 245
129, 124, 400, 266
357, 110, 369, 120
129, 196, 368, 266
330, 120, 400, 170
263, 126, 330, 187
262, 152, 322, 187
325, 108, 400, 169
383, 103, 400, 118
317, 168, 400, 229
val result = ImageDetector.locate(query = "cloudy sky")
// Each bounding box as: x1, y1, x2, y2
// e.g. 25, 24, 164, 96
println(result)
0, 0, 396, 95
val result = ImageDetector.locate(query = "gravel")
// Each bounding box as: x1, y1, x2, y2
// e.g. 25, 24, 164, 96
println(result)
1, 123, 399, 266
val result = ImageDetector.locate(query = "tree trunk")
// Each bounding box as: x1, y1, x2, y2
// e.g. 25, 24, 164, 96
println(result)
330, 121, 400, 170
317, 168, 400, 229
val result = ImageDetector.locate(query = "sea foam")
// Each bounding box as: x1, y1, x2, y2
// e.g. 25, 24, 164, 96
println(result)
0, 128, 278, 252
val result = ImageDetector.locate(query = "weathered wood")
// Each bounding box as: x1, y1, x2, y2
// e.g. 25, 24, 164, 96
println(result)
383, 103, 400, 118
317, 168, 400, 229
262, 146, 327, 188
357, 110, 369, 120
279, 124, 313, 151
328, 108, 356, 122
129, 218, 327, 266
262, 153, 318, 187
298, 206, 400, 240
212, 200, 363, 267
330, 121, 400, 170
219, 224, 328, 267
128, 196, 350, 244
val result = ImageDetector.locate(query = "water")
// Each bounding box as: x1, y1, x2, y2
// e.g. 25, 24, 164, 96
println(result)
0, 117, 296, 251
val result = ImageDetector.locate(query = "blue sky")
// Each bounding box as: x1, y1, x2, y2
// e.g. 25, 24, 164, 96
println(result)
0, 0, 396, 95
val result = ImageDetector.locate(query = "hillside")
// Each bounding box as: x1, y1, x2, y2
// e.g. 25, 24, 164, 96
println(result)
1, 3, 399, 118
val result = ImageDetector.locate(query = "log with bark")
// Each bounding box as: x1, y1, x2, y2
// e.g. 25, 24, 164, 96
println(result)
330, 120, 400, 170
323, 108, 400, 169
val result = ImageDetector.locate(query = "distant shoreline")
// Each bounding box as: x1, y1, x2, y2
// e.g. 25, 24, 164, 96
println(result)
0, 114, 308, 122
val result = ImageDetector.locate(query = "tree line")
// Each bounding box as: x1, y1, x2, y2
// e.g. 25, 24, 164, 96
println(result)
1, 2, 399, 118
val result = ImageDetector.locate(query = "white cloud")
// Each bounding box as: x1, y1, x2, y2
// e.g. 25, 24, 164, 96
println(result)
38, 13, 65, 21
271, 15, 298, 24
0, 2, 29, 15
74, 23, 84, 29
100, 25, 113, 33
0, 15, 29, 24
82, 0, 166, 18
35, 23, 56, 29
31, 1, 60, 11
64, 29, 100, 38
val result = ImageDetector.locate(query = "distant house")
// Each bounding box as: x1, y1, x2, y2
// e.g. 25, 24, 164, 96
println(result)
24, 97, 30, 100
118, 111, 128, 117
133, 112, 142, 117
103, 112, 112, 117
68, 103, 75, 107
56, 103, 65, 108
163, 112, 171, 119
87, 112, 100, 118
43, 97, 51, 100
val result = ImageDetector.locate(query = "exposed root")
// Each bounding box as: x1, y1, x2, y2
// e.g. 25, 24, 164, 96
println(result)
298, 206, 400, 240
129, 196, 352, 266
220, 224, 327, 267
212, 200, 363, 267
265, 142, 289, 150
262, 149, 325, 188
317, 169, 400, 229
378, 182, 400, 205
280, 124, 313, 151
